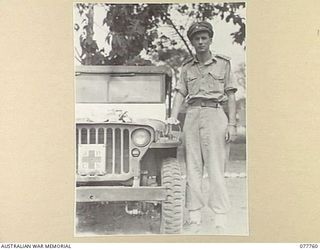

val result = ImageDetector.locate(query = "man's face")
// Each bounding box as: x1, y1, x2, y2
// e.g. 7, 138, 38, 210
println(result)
190, 31, 212, 54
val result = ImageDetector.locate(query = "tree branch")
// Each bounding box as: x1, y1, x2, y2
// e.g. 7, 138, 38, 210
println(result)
165, 17, 193, 58
75, 47, 82, 60
75, 55, 82, 64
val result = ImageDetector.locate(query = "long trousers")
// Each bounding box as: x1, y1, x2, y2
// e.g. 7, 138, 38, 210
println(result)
184, 106, 231, 215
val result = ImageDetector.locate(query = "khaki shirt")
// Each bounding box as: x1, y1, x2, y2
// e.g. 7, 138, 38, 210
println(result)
175, 53, 237, 103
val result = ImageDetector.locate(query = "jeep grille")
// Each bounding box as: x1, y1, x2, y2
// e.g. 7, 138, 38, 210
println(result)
76, 124, 152, 182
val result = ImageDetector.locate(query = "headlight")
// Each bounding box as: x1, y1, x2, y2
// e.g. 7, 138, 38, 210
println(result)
132, 129, 151, 147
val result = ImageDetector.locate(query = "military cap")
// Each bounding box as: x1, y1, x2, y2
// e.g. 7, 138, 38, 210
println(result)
187, 21, 214, 40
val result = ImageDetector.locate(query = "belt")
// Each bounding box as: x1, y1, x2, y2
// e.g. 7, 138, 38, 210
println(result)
188, 99, 222, 108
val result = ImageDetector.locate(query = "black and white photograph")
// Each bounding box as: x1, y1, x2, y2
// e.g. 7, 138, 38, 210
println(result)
74, 2, 247, 236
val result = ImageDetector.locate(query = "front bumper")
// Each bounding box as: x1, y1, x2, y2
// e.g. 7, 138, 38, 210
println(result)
76, 186, 167, 202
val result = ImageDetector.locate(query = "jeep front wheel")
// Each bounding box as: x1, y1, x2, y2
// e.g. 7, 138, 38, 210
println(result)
160, 157, 183, 234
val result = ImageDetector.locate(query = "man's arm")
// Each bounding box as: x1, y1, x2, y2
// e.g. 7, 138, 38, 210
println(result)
167, 91, 185, 124
167, 64, 188, 124
226, 92, 237, 142
227, 92, 236, 125
223, 59, 237, 142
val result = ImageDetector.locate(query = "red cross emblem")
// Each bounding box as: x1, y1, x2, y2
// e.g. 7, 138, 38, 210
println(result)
82, 150, 101, 169
78, 145, 106, 175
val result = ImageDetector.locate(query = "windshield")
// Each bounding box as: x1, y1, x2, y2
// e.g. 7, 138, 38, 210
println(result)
76, 74, 165, 103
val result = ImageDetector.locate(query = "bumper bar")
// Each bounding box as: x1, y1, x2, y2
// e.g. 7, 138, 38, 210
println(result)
76, 186, 167, 202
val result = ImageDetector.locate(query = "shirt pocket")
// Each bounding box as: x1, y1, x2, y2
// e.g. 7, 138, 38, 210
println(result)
208, 72, 225, 93
186, 74, 200, 95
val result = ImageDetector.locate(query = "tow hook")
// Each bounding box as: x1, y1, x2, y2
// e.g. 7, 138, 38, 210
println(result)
125, 204, 145, 215
124, 202, 158, 216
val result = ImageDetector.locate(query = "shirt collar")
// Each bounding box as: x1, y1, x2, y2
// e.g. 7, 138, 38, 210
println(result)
192, 53, 217, 66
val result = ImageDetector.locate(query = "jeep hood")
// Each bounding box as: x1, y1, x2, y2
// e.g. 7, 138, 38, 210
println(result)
76, 104, 167, 132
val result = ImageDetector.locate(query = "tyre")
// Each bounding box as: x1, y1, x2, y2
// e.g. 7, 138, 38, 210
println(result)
160, 157, 183, 234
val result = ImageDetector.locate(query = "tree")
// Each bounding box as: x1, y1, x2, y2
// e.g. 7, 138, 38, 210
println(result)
75, 4, 107, 65
176, 3, 245, 46
74, 3, 246, 66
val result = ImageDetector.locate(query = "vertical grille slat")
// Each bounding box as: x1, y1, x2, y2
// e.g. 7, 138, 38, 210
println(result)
87, 128, 90, 144
123, 129, 130, 173
76, 129, 79, 172
95, 128, 99, 144
106, 128, 113, 174
112, 129, 116, 173
120, 129, 124, 173
104, 127, 107, 174
115, 128, 121, 174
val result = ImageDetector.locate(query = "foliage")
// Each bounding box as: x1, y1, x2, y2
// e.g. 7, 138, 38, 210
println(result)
74, 3, 246, 66
177, 3, 245, 45
75, 4, 107, 65
234, 62, 246, 89
103, 4, 168, 65
153, 48, 190, 81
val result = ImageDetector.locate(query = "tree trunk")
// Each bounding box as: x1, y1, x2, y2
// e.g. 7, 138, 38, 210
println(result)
84, 4, 95, 65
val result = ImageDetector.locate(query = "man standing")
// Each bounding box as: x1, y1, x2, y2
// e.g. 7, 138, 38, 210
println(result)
167, 21, 237, 233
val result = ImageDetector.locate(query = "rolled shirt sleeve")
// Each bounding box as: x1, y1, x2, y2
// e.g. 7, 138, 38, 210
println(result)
224, 61, 237, 94
174, 67, 188, 97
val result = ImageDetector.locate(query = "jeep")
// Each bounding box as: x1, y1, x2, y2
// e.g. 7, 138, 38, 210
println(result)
75, 65, 183, 234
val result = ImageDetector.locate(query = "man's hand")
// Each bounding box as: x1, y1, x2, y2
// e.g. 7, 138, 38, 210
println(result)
166, 117, 180, 125
225, 125, 237, 143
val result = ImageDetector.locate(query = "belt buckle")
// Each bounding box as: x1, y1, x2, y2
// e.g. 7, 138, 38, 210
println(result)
200, 101, 206, 107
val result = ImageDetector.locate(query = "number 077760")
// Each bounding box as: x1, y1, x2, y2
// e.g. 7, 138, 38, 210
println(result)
300, 244, 318, 248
